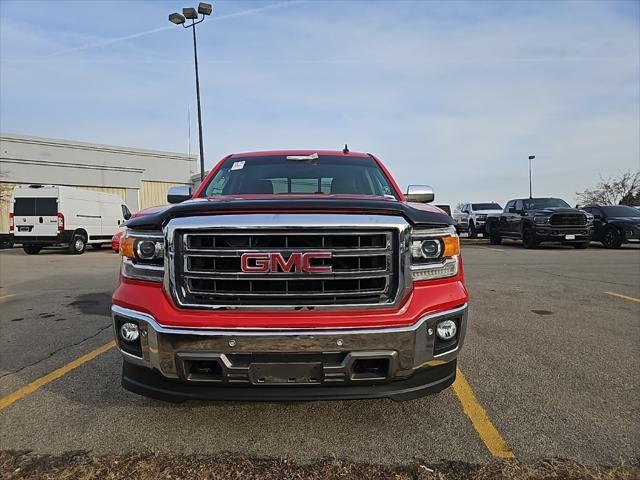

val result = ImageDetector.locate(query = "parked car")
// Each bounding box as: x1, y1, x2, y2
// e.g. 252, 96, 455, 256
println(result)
11, 185, 131, 255
112, 149, 468, 402
488, 197, 593, 248
581, 205, 640, 248
453, 202, 502, 238
112, 229, 125, 252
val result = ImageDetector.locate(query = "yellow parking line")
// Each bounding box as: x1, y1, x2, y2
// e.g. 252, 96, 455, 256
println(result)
605, 291, 640, 304
453, 368, 515, 458
0, 341, 115, 411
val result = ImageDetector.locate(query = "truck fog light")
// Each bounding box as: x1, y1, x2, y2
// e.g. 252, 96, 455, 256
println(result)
119, 322, 140, 342
436, 319, 457, 340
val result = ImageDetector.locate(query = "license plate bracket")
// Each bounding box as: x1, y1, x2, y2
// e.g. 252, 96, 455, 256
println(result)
249, 362, 322, 385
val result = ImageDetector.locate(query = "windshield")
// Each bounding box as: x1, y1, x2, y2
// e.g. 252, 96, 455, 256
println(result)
523, 198, 570, 210
472, 203, 502, 210
600, 206, 640, 217
202, 155, 398, 198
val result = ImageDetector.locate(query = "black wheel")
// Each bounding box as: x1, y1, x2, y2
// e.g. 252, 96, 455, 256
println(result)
522, 229, 539, 249
601, 227, 622, 249
489, 230, 502, 245
68, 233, 87, 255
0, 237, 14, 249
23, 245, 41, 255
573, 242, 590, 249
468, 221, 477, 239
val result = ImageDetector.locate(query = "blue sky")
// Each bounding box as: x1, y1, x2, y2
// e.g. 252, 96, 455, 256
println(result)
1, 0, 638, 207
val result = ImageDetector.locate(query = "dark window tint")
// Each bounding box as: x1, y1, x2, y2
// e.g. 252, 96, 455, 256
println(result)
36, 198, 58, 216
522, 198, 570, 210
505, 201, 515, 212
471, 203, 502, 210
515, 200, 524, 211
121, 204, 132, 218
202, 155, 398, 198
600, 206, 640, 217
13, 198, 57, 216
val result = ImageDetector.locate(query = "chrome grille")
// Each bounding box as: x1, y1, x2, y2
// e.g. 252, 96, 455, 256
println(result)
550, 213, 587, 226
174, 229, 399, 307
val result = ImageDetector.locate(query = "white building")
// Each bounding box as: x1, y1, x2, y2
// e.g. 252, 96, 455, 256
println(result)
0, 133, 197, 234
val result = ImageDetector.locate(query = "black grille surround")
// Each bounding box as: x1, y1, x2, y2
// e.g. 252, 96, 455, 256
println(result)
549, 213, 587, 226
173, 229, 400, 308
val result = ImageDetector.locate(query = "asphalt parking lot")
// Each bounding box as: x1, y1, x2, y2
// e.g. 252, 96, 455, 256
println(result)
0, 242, 638, 469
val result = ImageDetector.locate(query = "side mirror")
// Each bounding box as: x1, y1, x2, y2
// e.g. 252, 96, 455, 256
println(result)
508, 207, 516, 214
167, 185, 192, 204
406, 185, 435, 203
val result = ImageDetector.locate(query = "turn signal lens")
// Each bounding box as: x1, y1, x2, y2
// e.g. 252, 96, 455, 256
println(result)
120, 237, 135, 259
442, 235, 460, 257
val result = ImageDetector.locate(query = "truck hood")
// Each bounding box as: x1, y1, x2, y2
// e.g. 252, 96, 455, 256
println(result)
525, 207, 585, 216
125, 194, 454, 230
607, 217, 640, 225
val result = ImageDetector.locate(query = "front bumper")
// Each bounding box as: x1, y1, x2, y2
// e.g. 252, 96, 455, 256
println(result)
112, 303, 467, 401
533, 225, 593, 242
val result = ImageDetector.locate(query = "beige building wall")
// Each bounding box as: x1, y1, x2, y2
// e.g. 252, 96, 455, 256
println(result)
139, 180, 188, 210
0, 182, 17, 234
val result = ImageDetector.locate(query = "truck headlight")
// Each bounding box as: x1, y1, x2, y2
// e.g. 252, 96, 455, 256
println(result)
534, 216, 549, 225
120, 230, 164, 282
410, 226, 459, 281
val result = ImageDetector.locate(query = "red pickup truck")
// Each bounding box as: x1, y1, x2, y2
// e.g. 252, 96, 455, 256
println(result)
112, 150, 468, 402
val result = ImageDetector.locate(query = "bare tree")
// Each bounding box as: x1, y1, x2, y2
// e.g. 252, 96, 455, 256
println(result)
576, 171, 640, 206
454, 202, 466, 212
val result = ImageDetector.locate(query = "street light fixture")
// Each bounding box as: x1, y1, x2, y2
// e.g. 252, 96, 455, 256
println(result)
168, 13, 185, 25
168, 2, 213, 182
528, 155, 535, 198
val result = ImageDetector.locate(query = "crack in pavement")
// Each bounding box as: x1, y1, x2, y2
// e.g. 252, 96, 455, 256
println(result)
0, 324, 112, 380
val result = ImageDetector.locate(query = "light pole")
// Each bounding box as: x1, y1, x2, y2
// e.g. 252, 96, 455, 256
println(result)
169, 2, 212, 182
528, 155, 535, 198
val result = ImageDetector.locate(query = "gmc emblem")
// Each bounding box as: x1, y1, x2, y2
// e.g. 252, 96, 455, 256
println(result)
241, 252, 332, 273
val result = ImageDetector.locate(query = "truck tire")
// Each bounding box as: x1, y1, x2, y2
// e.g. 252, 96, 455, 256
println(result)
522, 229, 539, 249
0, 237, 14, 249
601, 227, 622, 249
68, 233, 87, 255
573, 242, 590, 249
23, 245, 42, 255
489, 230, 502, 245
468, 221, 477, 239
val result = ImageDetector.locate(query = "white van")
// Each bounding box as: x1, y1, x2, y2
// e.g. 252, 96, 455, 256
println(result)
11, 185, 132, 255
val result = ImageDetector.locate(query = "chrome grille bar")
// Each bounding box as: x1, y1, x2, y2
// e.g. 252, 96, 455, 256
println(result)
164, 214, 411, 310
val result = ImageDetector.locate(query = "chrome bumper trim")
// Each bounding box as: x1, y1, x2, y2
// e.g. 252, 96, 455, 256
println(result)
112, 303, 468, 381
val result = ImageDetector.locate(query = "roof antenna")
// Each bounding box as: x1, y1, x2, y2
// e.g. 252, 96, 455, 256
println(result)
343, 144, 349, 154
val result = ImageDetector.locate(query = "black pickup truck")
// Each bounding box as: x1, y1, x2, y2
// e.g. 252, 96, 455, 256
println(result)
485, 197, 593, 249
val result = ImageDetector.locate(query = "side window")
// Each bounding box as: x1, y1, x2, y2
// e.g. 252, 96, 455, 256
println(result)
505, 201, 515, 213
515, 200, 524, 211
121, 205, 131, 219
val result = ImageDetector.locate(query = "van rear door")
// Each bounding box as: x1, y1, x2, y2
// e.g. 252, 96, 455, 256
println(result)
13, 196, 59, 238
